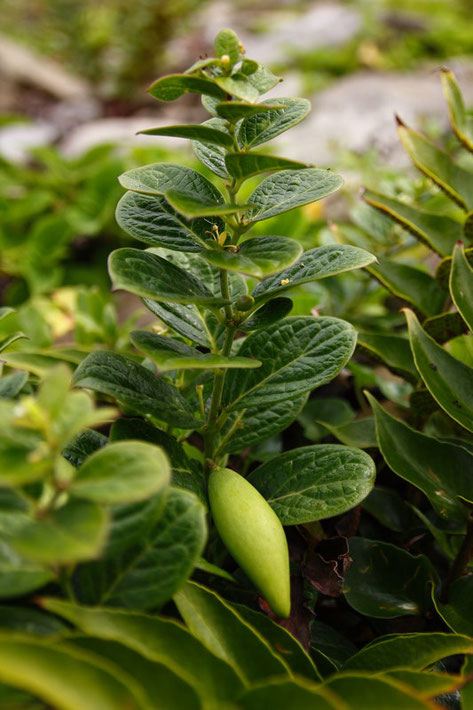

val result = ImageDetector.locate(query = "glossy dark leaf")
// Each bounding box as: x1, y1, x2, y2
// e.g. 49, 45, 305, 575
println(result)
138, 123, 234, 147
74, 351, 200, 429
450, 241, 473, 331
240, 298, 293, 332
237, 98, 310, 149
148, 74, 226, 101
225, 152, 308, 180
249, 444, 375, 524
343, 537, 435, 618
201, 236, 303, 278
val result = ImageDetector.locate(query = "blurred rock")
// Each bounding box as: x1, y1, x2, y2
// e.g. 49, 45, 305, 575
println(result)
273, 59, 473, 165
0, 121, 58, 163
0, 35, 90, 101
61, 116, 189, 157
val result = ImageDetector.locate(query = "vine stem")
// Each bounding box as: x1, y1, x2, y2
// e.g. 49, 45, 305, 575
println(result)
443, 513, 473, 601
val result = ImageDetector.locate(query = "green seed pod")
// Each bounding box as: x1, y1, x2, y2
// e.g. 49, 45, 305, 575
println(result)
208, 467, 291, 618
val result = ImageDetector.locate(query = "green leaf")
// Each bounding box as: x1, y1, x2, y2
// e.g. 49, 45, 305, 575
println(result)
383, 669, 464, 700
202, 236, 303, 278
174, 581, 290, 684
70, 635, 201, 710
110, 418, 205, 502
450, 241, 473, 331
143, 299, 212, 348
435, 574, 473, 636
405, 308, 473, 432
192, 118, 229, 178
249, 444, 375, 524
244, 168, 343, 223
116, 191, 222, 252
0, 635, 146, 710
130, 330, 261, 371
165, 189, 250, 219
367, 258, 446, 317
71, 441, 170, 505
357, 332, 417, 382
319, 417, 377, 449
215, 101, 284, 121
343, 538, 435, 619
0, 371, 28, 399
237, 98, 310, 149
221, 393, 308, 454
41, 599, 244, 703
422, 311, 467, 344
138, 123, 234, 147
435, 247, 473, 290
62, 429, 108, 469
11, 499, 108, 564
91, 488, 206, 610
109, 248, 230, 307
233, 602, 320, 680
223, 317, 357, 411
343, 632, 473, 672
441, 68, 473, 152
215, 75, 259, 102
214, 28, 241, 64
238, 678, 341, 710
0, 308, 14, 322
148, 74, 226, 101
0, 332, 27, 353
367, 392, 473, 520
397, 118, 473, 210
252, 245, 375, 302
118, 163, 224, 203
362, 188, 463, 256
74, 351, 199, 429
240, 298, 293, 332
324, 674, 437, 709
248, 65, 282, 94
0, 541, 53, 599
225, 152, 308, 180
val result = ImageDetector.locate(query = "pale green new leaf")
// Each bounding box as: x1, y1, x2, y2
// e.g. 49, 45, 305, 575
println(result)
71, 441, 171, 505
11, 499, 108, 564
249, 445, 375, 524
245, 168, 343, 222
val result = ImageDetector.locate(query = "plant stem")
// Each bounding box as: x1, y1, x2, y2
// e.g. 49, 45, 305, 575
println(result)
444, 513, 473, 601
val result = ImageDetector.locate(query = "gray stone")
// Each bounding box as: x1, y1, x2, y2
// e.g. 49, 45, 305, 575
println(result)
0, 121, 58, 163
272, 59, 473, 166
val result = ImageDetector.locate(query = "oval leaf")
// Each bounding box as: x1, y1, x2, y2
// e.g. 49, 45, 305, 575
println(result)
118, 163, 224, 203
405, 308, 473, 432
237, 98, 311, 149
244, 168, 343, 223
109, 248, 230, 307
450, 241, 473, 331
74, 351, 200, 429
139, 123, 234, 147
71, 441, 171, 504
225, 152, 308, 180
202, 236, 303, 278
223, 317, 357, 411
252, 245, 375, 302
249, 445, 375, 524
148, 74, 226, 101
